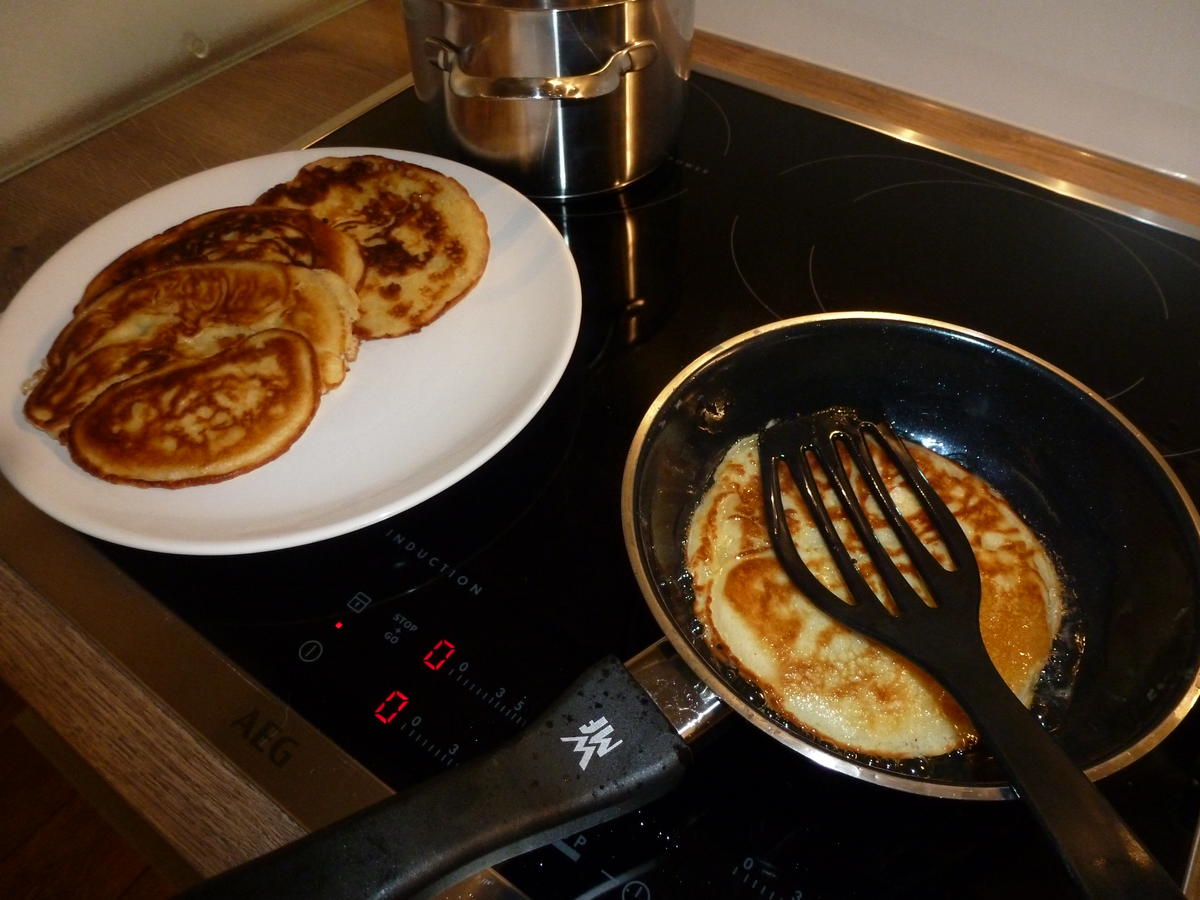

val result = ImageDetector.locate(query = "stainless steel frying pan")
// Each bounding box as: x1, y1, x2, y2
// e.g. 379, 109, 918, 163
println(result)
184, 313, 1200, 898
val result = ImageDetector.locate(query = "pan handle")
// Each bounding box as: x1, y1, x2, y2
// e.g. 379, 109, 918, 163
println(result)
181, 657, 690, 900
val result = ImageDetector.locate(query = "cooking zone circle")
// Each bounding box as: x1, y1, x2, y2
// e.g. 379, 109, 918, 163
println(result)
727, 156, 1185, 411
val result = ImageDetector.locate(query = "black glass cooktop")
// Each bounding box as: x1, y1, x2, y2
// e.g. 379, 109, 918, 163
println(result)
94, 73, 1200, 898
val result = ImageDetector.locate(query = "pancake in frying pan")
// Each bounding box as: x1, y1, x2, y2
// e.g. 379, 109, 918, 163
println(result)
687, 434, 1064, 759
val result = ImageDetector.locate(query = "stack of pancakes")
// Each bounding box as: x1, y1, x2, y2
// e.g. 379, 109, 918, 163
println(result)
23, 155, 490, 488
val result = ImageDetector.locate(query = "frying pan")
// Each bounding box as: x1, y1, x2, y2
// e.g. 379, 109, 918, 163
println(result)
185, 312, 1200, 899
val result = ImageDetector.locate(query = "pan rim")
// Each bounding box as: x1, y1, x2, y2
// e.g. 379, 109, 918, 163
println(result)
620, 310, 1200, 801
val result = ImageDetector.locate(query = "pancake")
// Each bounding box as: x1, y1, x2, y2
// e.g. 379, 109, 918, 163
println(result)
67, 329, 320, 488
25, 261, 359, 439
79, 205, 364, 308
687, 433, 1064, 759
257, 155, 489, 339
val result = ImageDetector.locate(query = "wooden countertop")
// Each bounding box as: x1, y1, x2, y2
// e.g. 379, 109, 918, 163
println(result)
1, 0, 1197, 888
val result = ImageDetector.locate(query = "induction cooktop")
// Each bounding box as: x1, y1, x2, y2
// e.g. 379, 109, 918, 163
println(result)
87, 70, 1200, 898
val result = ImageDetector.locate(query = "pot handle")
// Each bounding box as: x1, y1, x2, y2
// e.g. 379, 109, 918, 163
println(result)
425, 37, 658, 100
179, 657, 689, 899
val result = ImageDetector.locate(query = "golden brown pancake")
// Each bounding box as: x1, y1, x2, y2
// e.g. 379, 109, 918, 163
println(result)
257, 155, 490, 339
67, 329, 320, 488
79, 205, 364, 308
687, 434, 1064, 759
25, 261, 358, 439
22, 154, 490, 489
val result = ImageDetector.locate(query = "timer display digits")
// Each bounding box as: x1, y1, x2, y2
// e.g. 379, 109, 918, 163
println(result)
423, 639, 457, 671
374, 690, 410, 724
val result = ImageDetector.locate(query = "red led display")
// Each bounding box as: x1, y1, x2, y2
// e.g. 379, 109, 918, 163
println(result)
423, 639, 457, 671
374, 690, 409, 724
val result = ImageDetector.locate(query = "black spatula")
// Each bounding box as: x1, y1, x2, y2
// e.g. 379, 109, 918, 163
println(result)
759, 406, 1182, 899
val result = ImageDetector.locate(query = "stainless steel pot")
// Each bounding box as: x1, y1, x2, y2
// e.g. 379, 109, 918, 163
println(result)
403, 0, 694, 197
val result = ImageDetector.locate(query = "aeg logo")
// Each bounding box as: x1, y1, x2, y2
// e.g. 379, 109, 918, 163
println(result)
230, 708, 299, 768
560, 717, 623, 770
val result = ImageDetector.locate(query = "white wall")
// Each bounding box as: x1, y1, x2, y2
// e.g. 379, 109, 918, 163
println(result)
695, 0, 1200, 184
0, 0, 360, 180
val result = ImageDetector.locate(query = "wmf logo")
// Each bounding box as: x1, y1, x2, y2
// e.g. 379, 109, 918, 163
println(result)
560, 717, 623, 770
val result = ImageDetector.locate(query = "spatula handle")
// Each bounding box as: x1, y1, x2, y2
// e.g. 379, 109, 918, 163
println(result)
949, 650, 1184, 899
181, 657, 690, 899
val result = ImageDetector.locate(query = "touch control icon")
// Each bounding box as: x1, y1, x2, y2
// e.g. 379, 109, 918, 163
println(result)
298, 640, 324, 662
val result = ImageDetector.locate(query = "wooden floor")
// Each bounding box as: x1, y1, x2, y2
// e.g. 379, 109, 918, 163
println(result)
0, 679, 174, 899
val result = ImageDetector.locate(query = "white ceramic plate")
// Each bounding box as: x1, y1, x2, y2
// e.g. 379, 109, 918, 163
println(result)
0, 148, 581, 555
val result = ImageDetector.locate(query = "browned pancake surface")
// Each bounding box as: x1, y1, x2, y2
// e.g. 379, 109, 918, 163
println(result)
80, 205, 364, 308
25, 261, 358, 439
257, 155, 489, 339
22, 155, 490, 489
67, 329, 320, 488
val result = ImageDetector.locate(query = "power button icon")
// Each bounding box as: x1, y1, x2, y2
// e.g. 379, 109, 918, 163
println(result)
298, 640, 324, 662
